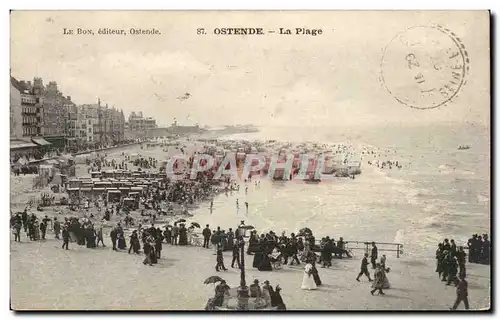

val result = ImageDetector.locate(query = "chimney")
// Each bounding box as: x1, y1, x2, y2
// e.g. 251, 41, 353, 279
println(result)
27, 81, 32, 87
67, 96, 71, 101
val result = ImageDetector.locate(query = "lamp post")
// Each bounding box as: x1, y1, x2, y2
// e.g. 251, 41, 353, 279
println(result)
236, 234, 249, 310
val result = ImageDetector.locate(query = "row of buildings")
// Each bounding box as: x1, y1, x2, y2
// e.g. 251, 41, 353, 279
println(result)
125, 111, 157, 132
10, 76, 128, 153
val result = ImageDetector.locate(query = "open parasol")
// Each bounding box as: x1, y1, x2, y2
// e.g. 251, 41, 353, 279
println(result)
175, 218, 187, 224
203, 275, 224, 285
240, 225, 255, 230
191, 222, 201, 228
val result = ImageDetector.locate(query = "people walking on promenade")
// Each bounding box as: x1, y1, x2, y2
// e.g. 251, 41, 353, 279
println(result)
356, 253, 373, 282
62, 226, 70, 250
450, 275, 469, 310
370, 242, 378, 269
53, 218, 61, 239
370, 263, 386, 295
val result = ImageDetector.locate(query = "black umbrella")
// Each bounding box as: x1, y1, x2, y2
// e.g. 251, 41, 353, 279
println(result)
176, 218, 187, 224
191, 222, 201, 228
204, 276, 224, 285
240, 225, 255, 230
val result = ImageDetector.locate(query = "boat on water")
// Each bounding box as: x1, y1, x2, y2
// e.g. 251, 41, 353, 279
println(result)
458, 145, 471, 150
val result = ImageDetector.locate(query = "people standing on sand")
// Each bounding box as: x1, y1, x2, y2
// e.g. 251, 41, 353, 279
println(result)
250, 279, 262, 298
450, 274, 469, 310
211, 229, 220, 255
356, 253, 373, 282
39, 219, 47, 240
262, 280, 272, 306
155, 232, 163, 258
301, 262, 317, 290
117, 225, 126, 250
143, 240, 153, 266
270, 284, 286, 310
370, 263, 386, 295
436, 243, 445, 278
215, 246, 228, 271
178, 224, 188, 245
171, 223, 179, 245
202, 225, 211, 248
13, 219, 21, 242
96, 226, 105, 247
289, 235, 301, 266
456, 246, 467, 278
129, 230, 140, 254
53, 218, 60, 240
21, 210, 28, 233
370, 242, 378, 269
310, 257, 322, 286
62, 226, 69, 250
227, 228, 234, 249
110, 227, 118, 251
231, 242, 241, 268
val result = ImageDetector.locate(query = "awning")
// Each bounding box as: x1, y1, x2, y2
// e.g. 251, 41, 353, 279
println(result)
32, 138, 52, 146
10, 139, 37, 150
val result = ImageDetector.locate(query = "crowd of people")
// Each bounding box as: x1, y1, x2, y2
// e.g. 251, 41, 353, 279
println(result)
205, 278, 287, 310
467, 234, 490, 265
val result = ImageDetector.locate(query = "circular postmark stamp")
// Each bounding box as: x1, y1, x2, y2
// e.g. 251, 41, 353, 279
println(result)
380, 25, 470, 109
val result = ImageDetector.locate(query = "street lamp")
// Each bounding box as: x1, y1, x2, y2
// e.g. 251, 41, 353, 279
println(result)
236, 235, 249, 310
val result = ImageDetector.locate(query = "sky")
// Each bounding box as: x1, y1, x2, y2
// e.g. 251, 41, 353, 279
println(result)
10, 11, 490, 128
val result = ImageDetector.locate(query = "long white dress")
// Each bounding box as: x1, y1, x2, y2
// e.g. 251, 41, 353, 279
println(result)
301, 263, 318, 290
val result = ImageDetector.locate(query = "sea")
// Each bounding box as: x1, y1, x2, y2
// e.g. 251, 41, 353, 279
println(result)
188, 123, 490, 260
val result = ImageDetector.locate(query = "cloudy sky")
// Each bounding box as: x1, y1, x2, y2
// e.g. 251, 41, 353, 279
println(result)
11, 11, 489, 127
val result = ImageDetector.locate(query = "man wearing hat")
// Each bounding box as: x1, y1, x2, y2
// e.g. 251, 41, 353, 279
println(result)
249, 279, 262, 298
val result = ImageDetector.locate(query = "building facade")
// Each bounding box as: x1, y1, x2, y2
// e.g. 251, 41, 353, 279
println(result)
11, 76, 126, 151
10, 77, 43, 138
42, 81, 67, 148
127, 111, 157, 132
10, 81, 22, 139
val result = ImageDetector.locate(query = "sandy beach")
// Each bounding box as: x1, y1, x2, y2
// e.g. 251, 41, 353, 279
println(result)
9, 138, 491, 310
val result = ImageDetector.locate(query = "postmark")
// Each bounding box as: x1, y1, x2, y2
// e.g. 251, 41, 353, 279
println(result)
380, 25, 470, 109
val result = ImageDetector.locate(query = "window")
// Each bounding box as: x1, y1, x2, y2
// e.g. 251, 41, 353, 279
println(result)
36, 97, 39, 103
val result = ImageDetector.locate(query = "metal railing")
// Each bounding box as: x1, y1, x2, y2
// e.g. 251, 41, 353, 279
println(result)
339, 240, 404, 258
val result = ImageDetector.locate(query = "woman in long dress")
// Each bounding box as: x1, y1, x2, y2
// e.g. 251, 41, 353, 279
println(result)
301, 263, 318, 290
380, 255, 390, 289
311, 260, 322, 286
370, 264, 386, 295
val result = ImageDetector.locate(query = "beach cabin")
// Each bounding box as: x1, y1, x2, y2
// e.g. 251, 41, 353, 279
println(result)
80, 187, 92, 199
68, 179, 83, 189
119, 187, 131, 196
107, 189, 121, 203
92, 187, 106, 198
130, 186, 144, 196
122, 197, 139, 210
94, 181, 112, 189
90, 171, 102, 179
66, 187, 80, 200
